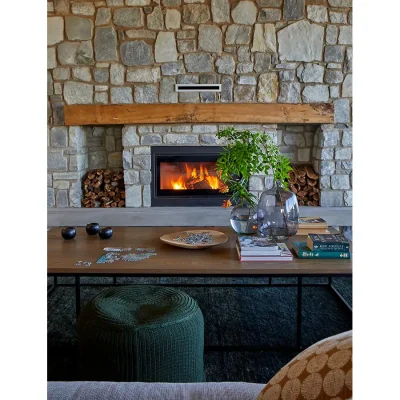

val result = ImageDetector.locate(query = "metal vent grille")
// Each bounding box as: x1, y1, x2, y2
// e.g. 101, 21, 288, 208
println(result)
175, 84, 222, 92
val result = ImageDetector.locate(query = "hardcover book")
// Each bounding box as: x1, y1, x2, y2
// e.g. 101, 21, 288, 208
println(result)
237, 236, 279, 252
298, 217, 328, 229
292, 242, 351, 259
236, 242, 293, 262
307, 234, 350, 252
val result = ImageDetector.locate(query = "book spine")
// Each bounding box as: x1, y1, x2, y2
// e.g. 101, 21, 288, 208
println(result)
296, 250, 351, 259
311, 243, 350, 252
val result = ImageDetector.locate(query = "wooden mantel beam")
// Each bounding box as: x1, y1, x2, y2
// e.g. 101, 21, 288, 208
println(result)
64, 103, 334, 126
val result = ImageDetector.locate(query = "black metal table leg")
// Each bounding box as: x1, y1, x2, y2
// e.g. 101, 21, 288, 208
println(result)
296, 276, 303, 350
75, 275, 81, 318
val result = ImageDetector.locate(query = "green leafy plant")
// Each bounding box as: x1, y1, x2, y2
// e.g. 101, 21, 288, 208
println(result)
215, 127, 292, 209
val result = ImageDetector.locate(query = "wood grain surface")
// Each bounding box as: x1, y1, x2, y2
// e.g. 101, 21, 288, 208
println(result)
64, 104, 334, 125
48, 227, 352, 276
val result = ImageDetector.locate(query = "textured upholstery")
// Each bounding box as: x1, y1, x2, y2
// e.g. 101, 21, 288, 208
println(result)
47, 381, 265, 400
257, 330, 352, 400
77, 285, 204, 383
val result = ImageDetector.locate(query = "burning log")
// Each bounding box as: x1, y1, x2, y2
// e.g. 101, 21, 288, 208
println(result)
290, 165, 320, 206
82, 169, 125, 208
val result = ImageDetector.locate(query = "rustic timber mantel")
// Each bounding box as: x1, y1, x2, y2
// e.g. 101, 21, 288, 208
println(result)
64, 103, 334, 125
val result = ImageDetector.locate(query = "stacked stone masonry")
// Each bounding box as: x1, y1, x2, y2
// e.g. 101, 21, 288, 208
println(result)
47, 0, 352, 208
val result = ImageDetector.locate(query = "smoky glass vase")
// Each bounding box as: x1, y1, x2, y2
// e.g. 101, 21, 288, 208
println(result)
256, 180, 299, 240
230, 201, 258, 235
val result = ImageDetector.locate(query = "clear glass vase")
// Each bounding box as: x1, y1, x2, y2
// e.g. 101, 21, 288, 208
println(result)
256, 180, 299, 240
230, 201, 258, 234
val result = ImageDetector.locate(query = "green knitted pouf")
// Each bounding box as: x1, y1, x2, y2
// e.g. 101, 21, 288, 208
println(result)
77, 285, 204, 383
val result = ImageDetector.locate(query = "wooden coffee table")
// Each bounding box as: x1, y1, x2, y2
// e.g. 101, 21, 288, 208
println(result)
48, 226, 352, 350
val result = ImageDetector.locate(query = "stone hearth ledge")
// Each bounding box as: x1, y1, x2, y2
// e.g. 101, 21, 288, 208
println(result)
48, 207, 352, 227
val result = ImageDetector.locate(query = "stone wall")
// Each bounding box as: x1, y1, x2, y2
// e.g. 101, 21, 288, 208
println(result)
47, 0, 352, 208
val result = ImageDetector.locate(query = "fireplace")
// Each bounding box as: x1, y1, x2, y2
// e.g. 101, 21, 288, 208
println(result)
151, 146, 228, 206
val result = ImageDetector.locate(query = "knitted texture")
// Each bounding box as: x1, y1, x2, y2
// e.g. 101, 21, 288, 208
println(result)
77, 285, 204, 383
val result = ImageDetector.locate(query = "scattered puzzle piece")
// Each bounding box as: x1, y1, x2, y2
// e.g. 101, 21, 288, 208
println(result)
136, 248, 156, 253
103, 247, 132, 252
96, 252, 121, 264
74, 261, 92, 267
122, 253, 157, 262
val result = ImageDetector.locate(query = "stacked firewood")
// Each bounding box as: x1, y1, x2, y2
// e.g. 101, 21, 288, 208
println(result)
82, 169, 125, 208
288, 165, 320, 206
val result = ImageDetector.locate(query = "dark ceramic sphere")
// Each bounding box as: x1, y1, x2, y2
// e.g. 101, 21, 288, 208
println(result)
61, 227, 76, 240
99, 227, 113, 240
86, 222, 100, 235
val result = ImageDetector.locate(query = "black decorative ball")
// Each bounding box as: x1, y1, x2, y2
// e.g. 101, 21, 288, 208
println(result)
61, 227, 76, 240
86, 222, 100, 235
99, 227, 113, 240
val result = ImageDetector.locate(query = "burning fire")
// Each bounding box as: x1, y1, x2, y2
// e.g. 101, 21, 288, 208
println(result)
167, 163, 224, 190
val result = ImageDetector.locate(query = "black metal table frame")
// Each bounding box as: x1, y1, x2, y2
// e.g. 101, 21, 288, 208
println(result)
47, 272, 352, 351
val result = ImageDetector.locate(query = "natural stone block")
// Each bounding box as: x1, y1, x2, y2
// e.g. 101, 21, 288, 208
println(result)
160, 77, 178, 103
297, 63, 324, 83
324, 46, 345, 62
96, 8, 111, 25
108, 152, 122, 168
64, 82, 93, 104
178, 40, 196, 52
140, 170, 152, 185
122, 126, 139, 146
94, 68, 109, 83
344, 47, 352, 73
48, 151, 68, 171
95, 85, 108, 92
216, 55, 235, 74
279, 71, 294, 81
319, 129, 339, 147
163, 0, 182, 5
139, 134, 161, 145
183, 4, 210, 24
126, 0, 151, 4
199, 134, 224, 145
53, 180, 70, 190
238, 47, 250, 62
48, 17, 64, 45
164, 134, 199, 144
234, 86, 256, 102
113, 8, 144, 28
123, 149, 133, 169
328, 0, 352, 7
320, 160, 335, 176
283, 133, 305, 146
319, 176, 330, 189
254, 53, 271, 73
320, 190, 343, 207
121, 41, 153, 66
94, 91, 108, 104
53, 68, 70, 81
155, 32, 178, 62
232, 1, 257, 25
147, 6, 164, 30
342, 129, 352, 146
199, 25, 222, 53
258, 73, 278, 103
342, 75, 352, 96
48, 71, 54, 95
126, 30, 157, 40
316, 148, 334, 160
265, 24, 277, 53
177, 75, 199, 102
52, 103, 64, 125
110, 64, 125, 85
48, 47, 57, 69
307, 6, 327, 23
127, 67, 160, 83
211, 0, 230, 23
283, 0, 305, 20
324, 70, 343, 84
124, 170, 140, 185
71, 2, 95, 16
51, 127, 68, 147
330, 85, 340, 98
125, 185, 142, 207
142, 185, 151, 207
56, 190, 69, 208
134, 85, 158, 103
278, 20, 323, 61
344, 190, 352, 207
326, 25, 338, 45
65, 16, 93, 41
338, 26, 352, 45
193, 125, 218, 133
252, 24, 267, 53
94, 27, 118, 61
258, 8, 282, 22
298, 148, 311, 162
302, 85, 329, 102
54, 0, 69, 14
166, 9, 181, 30
257, 0, 282, 5
69, 181, 82, 208
88, 151, 106, 169
72, 67, 91, 82
111, 87, 133, 104
237, 76, 257, 85
335, 147, 352, 160
331, 174, 350, 190
177, 30, 196, 40
185, 53, 213, 72
334, 99, 350, 123
106, 0, 124, 5
278, 82, 301, 103
161, 61, 185, 76
236, 62, 253, 74
225, 25, 251, 45
329, 11, 347, 24
221, 75, 233, 102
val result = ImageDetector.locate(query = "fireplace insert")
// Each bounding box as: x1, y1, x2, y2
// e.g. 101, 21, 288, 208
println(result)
151, 146, 229, 206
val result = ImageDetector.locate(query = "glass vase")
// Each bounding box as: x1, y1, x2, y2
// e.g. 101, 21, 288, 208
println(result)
230, 201, 257, 235
256, 180, 299, 240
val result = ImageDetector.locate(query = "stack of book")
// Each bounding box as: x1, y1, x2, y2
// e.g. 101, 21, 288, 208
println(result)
236, 236, 293, 262
297, 217, 329, 235
292, 233, 351, 259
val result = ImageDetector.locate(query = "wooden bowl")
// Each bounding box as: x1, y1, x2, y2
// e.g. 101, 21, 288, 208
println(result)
160, 230, 228, 250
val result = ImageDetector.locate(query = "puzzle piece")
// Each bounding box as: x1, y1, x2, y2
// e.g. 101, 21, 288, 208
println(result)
103, 247, 132, 252
122, 252, 157, 262
74, 261, 92, 267
96, 252, 122, 264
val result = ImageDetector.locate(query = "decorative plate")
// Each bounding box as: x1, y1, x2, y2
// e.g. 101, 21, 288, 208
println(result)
160, 230, 228, 249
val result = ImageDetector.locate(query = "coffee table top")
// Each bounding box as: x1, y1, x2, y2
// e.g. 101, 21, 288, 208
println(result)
47, 227, 352, 276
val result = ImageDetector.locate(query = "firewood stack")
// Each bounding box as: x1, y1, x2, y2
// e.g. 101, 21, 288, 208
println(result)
288, 165, 320, 206
82, 169, 125, 208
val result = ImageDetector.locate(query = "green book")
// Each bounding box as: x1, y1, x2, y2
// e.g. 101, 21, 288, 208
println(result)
292, 242, 351, 259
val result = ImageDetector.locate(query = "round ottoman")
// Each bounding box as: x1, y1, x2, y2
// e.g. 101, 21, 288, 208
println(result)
77, 285, 204, 383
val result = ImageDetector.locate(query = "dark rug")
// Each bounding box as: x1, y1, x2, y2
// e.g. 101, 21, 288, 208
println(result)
48, 276, 352, 383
